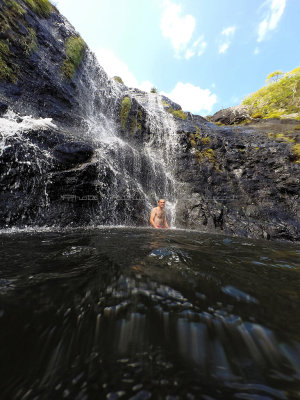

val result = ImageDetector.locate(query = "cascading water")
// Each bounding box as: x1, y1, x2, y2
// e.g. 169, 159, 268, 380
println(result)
0, 48, 180, 228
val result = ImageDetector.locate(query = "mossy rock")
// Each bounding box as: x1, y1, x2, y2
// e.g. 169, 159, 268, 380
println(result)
4, 0, 26, 16
0, 40, 18, 82
292, 144, 300, 163
113, 76, 124, 85
201, 137, 210, 145
62, 35, 86, 79
162, 99, 187, 120
121, 97, 131, 130
195, 148, 216, 164
0, 2, 40, 82
23, 0, 52, 17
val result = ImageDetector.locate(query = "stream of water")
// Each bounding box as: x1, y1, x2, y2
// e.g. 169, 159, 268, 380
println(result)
0, 227, 299, 399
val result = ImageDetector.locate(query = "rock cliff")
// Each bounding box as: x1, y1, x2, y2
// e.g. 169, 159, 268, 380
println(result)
0, 0, 299, 241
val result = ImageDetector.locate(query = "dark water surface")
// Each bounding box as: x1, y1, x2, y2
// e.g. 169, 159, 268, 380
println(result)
0, 228, 300, 400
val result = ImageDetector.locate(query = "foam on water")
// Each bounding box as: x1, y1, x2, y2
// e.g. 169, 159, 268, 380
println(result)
0, 109, 57, 137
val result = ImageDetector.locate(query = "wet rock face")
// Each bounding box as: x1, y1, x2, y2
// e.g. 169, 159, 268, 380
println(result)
173, 122, 300, 241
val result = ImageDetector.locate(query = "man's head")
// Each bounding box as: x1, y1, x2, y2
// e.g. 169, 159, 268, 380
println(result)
157, 199, 165, 209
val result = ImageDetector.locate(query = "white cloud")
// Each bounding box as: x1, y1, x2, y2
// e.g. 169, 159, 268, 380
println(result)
254, 47, 260, 55
184, 36, 207, 59
162, 82, 217, 114
160, 0, 196, 56
257, 0, 286, 42
222, 26, 236, 36
94, 47, 154, 91
185, 49, 195, 60
218, 25, 236, 54
219, 43, 229, 54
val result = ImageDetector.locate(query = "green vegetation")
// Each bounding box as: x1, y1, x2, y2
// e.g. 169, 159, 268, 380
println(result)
4, 0, 26, 16
121, 97, 131, 130
189, 133, 196, 148
266, 70, 284, 83
24, 27, 37, 54
172, 109, 187, 119
61, 35, 86, 79
267, 132, 296, 143
150, 87, 157, 93
0, 1, 41, 82
162, 99, 187, 120
130, 110, 143, 133
23, 0, 52, 17
113, 76, 124, 84
201, 137, 210, 144
195, 125, 201, 135
0, 40, 17, 82
195, 148, 215, 163
292, 144, 300, 163
243, 67, 300, 119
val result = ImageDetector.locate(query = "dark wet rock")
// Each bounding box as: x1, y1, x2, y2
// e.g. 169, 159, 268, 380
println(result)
210, 105, 251, 125
0, 103, 8, 116
173, 121, 300, 241
53, 142, 94, 167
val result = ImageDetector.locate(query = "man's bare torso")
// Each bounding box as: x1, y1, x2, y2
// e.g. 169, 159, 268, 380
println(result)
152, 207, 166, 226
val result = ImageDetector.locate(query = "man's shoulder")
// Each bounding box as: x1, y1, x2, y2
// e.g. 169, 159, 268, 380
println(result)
151, 207, 158, 212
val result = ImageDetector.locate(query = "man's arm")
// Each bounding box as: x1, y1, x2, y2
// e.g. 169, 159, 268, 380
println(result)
150, 208, 157, 228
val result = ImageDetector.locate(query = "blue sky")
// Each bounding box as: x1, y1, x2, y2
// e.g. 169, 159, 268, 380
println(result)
54, 0, 300, 116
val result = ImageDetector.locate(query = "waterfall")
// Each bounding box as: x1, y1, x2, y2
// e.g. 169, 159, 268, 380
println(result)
0, 49, 180, 229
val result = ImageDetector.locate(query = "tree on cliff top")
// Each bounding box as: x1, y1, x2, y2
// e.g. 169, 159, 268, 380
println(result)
243, 67, 300, 119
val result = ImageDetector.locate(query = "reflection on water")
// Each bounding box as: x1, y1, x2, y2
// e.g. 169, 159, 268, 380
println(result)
0, 228, 299, 399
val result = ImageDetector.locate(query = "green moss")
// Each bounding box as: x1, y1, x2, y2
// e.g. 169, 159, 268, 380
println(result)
195, 148, 215, 163
23, 27, 37, 54
268, 132, 295, 143
171, 109, 187, 120
23, 0, 52, 17
62, 35, 86, 79
292, 144, 300, 163
113, 76, 124, 84
121, 97, 131, 130
294, 124, 300, 130
4, 0, 26, 15
275, 133, 295, 143
161, 100, 187, 119
201, 137, 210, 144
0, 3, 40, 82
0, 40, 18, 82
189, 133, 196, 147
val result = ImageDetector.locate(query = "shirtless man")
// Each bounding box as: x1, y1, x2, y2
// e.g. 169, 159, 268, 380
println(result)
150, 199, 169, 229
